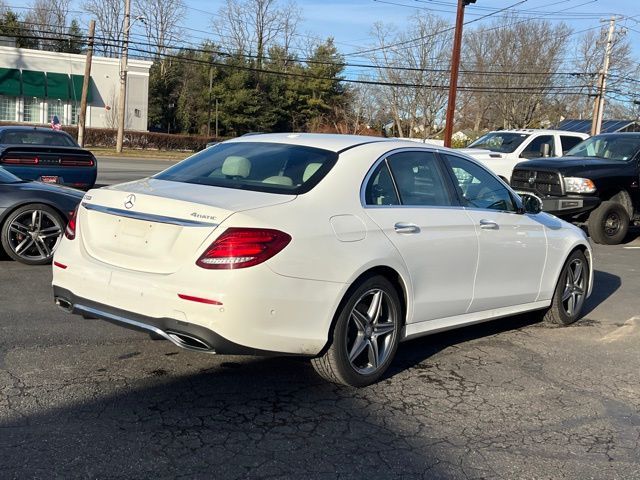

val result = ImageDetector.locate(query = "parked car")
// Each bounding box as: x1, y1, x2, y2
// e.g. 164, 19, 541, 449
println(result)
461, 129, 589, 183
0, 126, 97, 190
0, 166, 83, 265
52, 134, 593, 387
511, 132, 640, 245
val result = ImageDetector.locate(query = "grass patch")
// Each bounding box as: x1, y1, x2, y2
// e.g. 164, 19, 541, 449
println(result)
89, 148, 193, 160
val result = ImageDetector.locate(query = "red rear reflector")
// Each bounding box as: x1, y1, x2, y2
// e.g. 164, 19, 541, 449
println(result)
3, 157, 39, 164
178, 294, 223, 305
65, 206, 79, 240
196, 228, 291, 269
53, 261, 68, 269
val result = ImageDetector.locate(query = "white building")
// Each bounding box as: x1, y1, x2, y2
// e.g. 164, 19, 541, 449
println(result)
0, 46, 152, 131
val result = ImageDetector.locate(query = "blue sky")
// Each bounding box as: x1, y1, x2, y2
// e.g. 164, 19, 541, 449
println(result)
182, 0, 640, 60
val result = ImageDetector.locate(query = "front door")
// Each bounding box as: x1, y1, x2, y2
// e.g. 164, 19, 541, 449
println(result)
441, 153, 547, 312
363, 150, 478, 323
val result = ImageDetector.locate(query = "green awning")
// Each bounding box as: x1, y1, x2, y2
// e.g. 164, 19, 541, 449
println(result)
71, 74, 93, 103
0, 68, 21, 96
22, 70, 46, 98
46, 72, 70, 100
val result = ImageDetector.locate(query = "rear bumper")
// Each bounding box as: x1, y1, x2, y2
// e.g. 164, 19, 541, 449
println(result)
4, 165, 97, 189
53, 286, 288, 355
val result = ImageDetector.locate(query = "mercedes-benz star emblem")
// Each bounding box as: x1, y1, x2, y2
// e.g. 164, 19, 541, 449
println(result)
124, 194, 136, 209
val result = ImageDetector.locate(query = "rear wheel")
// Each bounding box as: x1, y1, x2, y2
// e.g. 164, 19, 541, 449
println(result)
312, 276, 401, 387
543, 250, 589, 326
587, 201, 629, 245
0, 204, 65, 265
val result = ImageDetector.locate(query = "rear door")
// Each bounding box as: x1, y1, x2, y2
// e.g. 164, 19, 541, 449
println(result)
363, 149, 478, 323
440, 153, 547, 312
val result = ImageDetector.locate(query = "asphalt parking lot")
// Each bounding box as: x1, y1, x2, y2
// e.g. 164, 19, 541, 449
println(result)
1, 157, 640, 479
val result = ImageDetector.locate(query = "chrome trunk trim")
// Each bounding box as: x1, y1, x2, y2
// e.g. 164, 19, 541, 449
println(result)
81, 202, 219, 227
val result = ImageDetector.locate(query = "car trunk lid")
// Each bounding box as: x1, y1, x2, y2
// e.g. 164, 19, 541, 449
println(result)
79, 178, 294, 274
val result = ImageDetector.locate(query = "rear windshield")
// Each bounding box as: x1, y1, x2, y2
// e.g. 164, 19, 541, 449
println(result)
154, 142, 338, 194
0, 130, 77, 147
468, 132, 530, 153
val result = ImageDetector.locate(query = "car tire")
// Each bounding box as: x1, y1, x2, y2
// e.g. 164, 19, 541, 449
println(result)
543, 250, 589, 326
0, 203, 65, 265
311, 275, 401, 387
587, 201, 629, 245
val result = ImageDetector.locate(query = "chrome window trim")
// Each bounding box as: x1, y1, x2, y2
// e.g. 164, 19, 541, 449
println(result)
81, 202, 219, 227
360, 147, 453, 209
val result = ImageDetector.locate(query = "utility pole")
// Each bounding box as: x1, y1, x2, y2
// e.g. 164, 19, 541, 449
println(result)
207, 65, 213, 137
591, 16, 616, 136
443, 0, 476, 148
77, 19, 95, 147
116, 0, 131, 153
215, 98, 219, 138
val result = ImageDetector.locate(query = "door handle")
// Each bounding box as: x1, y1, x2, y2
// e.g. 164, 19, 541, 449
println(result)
394, 222, 421, 234
479, 219, 499, 230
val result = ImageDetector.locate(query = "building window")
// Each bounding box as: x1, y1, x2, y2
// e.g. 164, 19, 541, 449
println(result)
70, 101, 80, 125
23, 97, 42, 123
48, 99, 64, 124
0, 96, 17, 121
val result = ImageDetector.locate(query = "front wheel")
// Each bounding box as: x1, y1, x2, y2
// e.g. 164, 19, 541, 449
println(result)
587, 201, 629, 245
312, 276, 401, 387
543, 250, 589, 326
0, 204, 65, 265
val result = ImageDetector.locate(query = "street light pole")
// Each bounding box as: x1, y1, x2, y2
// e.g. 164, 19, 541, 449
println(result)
115, 0, 131, 153
443, 0, 475, 148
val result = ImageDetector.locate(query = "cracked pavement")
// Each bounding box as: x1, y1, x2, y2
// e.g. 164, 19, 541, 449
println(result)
1, 239, 639, 479
1, 158, 639, 478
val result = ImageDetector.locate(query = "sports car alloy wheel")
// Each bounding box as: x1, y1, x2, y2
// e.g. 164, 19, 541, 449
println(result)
561, 258, 586, 318
346, 289, 397, 375
2, 205, 64, 264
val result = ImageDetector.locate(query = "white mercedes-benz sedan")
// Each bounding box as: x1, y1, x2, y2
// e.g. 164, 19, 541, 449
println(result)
52, 134, 593, 387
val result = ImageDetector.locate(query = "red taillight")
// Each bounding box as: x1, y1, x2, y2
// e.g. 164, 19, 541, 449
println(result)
2, 156, 39, 164
60, 157, 95, 166
196, 228, 291, 269
65, 206, 79, 240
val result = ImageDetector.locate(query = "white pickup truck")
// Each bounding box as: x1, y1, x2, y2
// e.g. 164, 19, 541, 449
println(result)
460, 129, 589, 183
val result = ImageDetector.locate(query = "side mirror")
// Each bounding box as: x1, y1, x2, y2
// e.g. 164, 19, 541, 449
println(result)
519, 193, 543, 214
540, 143, 551, 158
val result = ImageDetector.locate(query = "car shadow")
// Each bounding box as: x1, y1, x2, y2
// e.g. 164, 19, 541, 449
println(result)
0, 355, 464, 479
581, 269, 621, 317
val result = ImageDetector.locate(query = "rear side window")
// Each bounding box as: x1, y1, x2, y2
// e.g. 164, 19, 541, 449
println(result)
155, 142, 338, 195
560, 136, 584, 154
0, 130, 77, 146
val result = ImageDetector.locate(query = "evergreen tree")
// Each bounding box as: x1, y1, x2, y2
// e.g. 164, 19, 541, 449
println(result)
0, 10, 39, 49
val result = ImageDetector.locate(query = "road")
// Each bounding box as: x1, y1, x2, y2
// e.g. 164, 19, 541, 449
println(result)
96, 156, 178, 186
1, 157, 639, 479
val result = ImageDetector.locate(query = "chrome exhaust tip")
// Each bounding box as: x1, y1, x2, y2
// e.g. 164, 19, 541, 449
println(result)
165, 330, 214, 352
55, 297, 73, 313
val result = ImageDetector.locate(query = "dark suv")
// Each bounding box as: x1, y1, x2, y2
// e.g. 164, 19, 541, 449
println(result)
511, 133, 640, 244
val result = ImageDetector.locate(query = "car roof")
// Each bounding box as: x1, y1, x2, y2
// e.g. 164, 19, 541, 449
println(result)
0, 126, 73, 137
485, 129, 589, 136
226, 133, 395, 152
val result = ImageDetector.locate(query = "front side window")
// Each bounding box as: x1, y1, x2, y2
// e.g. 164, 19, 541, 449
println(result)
0, 96, 16, 121
443, 154, 516, 212
520, 135, 555, 158
566, 135, 640, 161
23, 97, 42, 123
468, 132, 530, 153
386, 151, 452, 206
154, 142, 338, 195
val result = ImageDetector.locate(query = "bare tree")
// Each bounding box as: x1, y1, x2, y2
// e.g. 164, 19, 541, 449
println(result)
211, 0, 301, 67
133, 0, 185, 76
369, 14, 452, 138
26, 0, 70, 50
460, 17, 570, 129
82, 0, 125, 57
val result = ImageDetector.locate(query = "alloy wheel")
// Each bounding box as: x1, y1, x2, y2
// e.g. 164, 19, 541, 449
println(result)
345, 288, 398, 375
561, 258, 586, 317
7, 209, 63, 262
